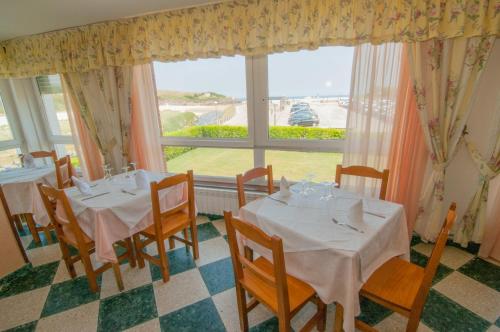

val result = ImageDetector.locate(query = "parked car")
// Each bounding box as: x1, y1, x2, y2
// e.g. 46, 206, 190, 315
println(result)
288, 109, 319, 126
290, 102, 311, 113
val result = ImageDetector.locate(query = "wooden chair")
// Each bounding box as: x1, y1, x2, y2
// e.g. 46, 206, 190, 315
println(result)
334, 203, 457, 332
335, 164, 390, 200
37, 183, 136, 293
20, 150, 57, 166
55, 155, 74, 189
224, 211, 327, 332
236, 165, 274, 208
133, 170, 199, 282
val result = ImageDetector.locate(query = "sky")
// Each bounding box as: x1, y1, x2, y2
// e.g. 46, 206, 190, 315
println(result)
153, 46, 354, 99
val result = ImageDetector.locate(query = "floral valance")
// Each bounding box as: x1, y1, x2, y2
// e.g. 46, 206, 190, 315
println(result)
1, 0, 499, 78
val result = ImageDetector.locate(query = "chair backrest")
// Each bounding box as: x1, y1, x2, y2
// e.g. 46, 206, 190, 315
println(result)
411, 203, 457, 319
21, 150, 57, 165
335, 164, 390, 200
224, 211, 290, 317
37, 183, 89, 248
236, 165, 274, 208
150, 170, 196, 234
55, 155, 73, 189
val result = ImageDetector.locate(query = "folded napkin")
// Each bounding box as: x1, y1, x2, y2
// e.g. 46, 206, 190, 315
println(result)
330, 198, 364, 226
23, 154, 36, 168
135, 170, 150, 190
71, 176, 92, 195
279, 176, 291, 198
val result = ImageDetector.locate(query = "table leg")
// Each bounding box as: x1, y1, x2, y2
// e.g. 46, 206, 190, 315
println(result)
334, 302, 344, 332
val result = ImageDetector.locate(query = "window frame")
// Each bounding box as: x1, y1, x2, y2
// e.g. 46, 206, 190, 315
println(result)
154, 50, 350, 183
0, 80, 23, 151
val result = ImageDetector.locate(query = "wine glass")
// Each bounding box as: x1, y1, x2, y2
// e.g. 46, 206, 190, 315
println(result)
319, 181, 333, 201
129, 162, 137, 175
121, 166, 130, 178
103, 164, 112, 180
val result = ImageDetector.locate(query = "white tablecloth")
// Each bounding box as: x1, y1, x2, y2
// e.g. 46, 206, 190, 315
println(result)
239, 184, 409, 332
0, 166, 56, 226
60, 171, 187, 262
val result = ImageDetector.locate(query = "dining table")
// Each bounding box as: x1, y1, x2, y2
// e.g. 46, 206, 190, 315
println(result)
0, 166, 56, 227
59, 171, 187, 263
239, 182, 409, 332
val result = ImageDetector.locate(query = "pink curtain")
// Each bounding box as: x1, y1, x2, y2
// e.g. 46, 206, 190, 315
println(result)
129, 64, 166, 172
62, 77, 104, 181
386, 46, 428, 237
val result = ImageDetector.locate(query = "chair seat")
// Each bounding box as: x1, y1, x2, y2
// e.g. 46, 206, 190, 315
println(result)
141, 211, 190, 237
62, 224, 93, 247
360, 257, 425, 311
241, 257, 316, 315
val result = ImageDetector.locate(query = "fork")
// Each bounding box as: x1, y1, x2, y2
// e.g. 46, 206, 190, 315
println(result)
121, 189, 136, 196
331, 217, 364, 233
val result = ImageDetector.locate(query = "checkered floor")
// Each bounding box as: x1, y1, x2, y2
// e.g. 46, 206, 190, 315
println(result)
1, 214, 499, 332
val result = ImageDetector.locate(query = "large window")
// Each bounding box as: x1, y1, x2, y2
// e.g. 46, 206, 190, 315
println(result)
36, 75, 79, 163
154, 47, 353, 182
0, 92, 21, 169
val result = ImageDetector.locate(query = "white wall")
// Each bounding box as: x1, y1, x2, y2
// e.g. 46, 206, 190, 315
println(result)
443, 40, 500, 233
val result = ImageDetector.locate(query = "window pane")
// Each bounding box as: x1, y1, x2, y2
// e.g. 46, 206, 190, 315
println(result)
37, 75, 73, 136
0, 148, 21, 169
0, 94, 14, 141
154, 56, 247, 139
55, 144, 80, 168
268, 47, 353, 140
265, 150, 343, 182
164, 147, 253, 177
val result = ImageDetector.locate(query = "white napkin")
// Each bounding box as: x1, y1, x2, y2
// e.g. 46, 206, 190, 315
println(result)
279, 176, 291, 198
135, 170, 150, 190
71, 176, 92, 195
23, 154, 36, 168
330, 198, 364, 226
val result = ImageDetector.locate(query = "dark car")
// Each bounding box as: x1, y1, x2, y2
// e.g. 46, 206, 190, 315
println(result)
288, 109, 319, 126
290, 102, 311, 113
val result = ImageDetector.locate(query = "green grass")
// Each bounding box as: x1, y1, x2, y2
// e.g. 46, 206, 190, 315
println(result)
166, 148, 342, 182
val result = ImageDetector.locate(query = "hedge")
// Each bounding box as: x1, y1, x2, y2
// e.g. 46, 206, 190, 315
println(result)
164, 125, 345, 160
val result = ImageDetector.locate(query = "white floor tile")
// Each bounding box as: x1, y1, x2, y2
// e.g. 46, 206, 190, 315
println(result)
412, 243, 474, 269
212, 287, 273, 331
195, 237, 230, 267
153, 269, 210, 316
433, 272, 500, 322
100, 263, 152, 299
52, 260, 86, 284
374, 313, 432, 331
0, 286, 50, 331
211, 219, 227, 236
27, 244, 62, 267
36, 300, 99, 332
196, 215, 210, 225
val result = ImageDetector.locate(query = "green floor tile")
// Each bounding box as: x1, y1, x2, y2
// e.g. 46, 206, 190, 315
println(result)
198, 213, 224, 221
410, 249, 452, 284
26, 230, 59, 250
457, 258, 500, 291
149, 248, 196, 282
193, 223, 221, 242
422, 290, 490, 332
4, 321, 37, 332
0, 262, 59, 299
98, 284, 158, 332
41, 275, 101, 317
495, 316, 500, 327
159, 298, 225, 332
357, 297, 392, 326
250, 317, 282, 332
199, 257, 234, 295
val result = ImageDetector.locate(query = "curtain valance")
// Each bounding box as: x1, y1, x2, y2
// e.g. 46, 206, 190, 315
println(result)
1, 0, 499, 78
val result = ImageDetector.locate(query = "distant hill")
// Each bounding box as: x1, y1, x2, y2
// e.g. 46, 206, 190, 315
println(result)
157, 90, 231, 104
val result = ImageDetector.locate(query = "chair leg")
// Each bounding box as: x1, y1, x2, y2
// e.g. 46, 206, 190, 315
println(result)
80, 249, 99, 292
112, 263, 124, 291
59, 241, 76, 278
25, 214, 41, 244
235, 284, 249, 332
183, 228, 189, 253
13, 216, 24, 232
334, 302, 344, 332
124, 237, 136, 268
168, 237, 175, 250
43, 227, 52, 244
133, 234, 145, 268
317, 298, 327, 332
190, 223, 199, 259
157, 236, 170, 282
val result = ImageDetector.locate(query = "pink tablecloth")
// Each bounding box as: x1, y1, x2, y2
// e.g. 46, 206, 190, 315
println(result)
58, 172, 187, 262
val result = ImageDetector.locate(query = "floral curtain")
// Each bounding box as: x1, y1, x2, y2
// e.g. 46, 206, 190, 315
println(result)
454, 132, 500, 246
408, 36, 496, 242
1, 0, 499, 78
342, 42, 402, 197
63, 67, 133, 173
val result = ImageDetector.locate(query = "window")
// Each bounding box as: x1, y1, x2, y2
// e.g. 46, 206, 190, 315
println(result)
154, 47, 353, 182
0, 92, 21, 169
36, 75, 80, 165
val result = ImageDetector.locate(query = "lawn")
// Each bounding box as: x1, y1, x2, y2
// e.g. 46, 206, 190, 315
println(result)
166, 148, 343, 182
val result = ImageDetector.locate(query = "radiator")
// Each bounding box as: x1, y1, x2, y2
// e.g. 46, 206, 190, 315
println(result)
194, 187, 265, 215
